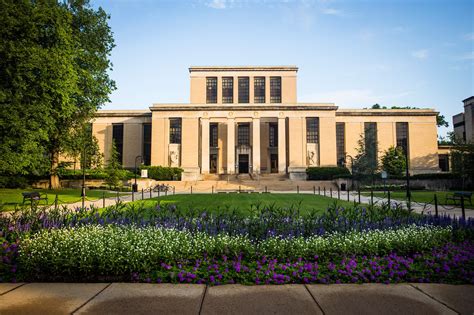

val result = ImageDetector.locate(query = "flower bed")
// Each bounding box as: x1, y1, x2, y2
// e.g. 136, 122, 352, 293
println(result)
1, 202, 473, 283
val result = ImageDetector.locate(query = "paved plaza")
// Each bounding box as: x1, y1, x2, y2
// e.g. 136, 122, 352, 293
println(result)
0, 283, 472, 314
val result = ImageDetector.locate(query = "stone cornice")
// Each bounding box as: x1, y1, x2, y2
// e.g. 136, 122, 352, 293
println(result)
95, 110, 151, 117
336, 109, 438, 116
150, 103, 337, 111
189, 66, 298, 72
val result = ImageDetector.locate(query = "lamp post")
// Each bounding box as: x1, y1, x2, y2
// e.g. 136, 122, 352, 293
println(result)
133, 155, 143, 193
81, 146, 87, 198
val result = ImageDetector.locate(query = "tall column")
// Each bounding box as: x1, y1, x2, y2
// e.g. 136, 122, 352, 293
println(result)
201, 118, 210, 174
181, 118, 200, 180
278, 117, 286, 173
227, 118, 235, 174
252, 117, 261, 174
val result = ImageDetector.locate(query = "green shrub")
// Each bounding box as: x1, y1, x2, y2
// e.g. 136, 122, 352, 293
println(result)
57, 168, 134, 180
306, 167, 351, 180
0, 175, 29, 188
142, 166, 183, 181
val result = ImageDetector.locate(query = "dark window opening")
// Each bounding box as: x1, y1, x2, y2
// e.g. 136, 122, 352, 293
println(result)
238, 123, 250, 146
143, 123, 151, 166
112, 123, 124, 165
364, 122, 378, 166
254, 77, 265, 103
396, 122, 409, 155
238, 77, 249, 103
222, 77, 233, 103
336, 122, 345, 167
210, 123, 218, 148
206, 77, 217, 104
169, 118, 182, 144
306, 118, 319, 144
270, 77, 281, 103
269, 123, 278, 147
439, 154, 449, 172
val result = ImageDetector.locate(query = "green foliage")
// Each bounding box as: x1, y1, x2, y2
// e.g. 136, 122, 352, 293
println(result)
104, 141, 123, 189
352, 133, 379, 181
0, 176, 30, 189
381, 146, 406, 176
0, 0, 115, 185
63, 124, 103, 170
306, 167, 351, 180
57, 168, 134, 180
142, 166, 183, 181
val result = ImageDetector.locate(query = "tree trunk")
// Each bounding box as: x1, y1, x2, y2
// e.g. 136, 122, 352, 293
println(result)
50, 150, 61, 189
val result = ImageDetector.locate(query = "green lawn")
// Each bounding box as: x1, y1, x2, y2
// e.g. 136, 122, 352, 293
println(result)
362, 191, 474, 209
0, 188, 123, 210
134, 193, 357, 216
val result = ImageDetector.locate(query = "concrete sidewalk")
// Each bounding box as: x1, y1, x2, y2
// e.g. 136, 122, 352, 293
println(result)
0, 283, 472, 314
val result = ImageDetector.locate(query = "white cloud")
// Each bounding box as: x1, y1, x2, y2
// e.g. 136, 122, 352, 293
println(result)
321, 7, 344, 16
463, 33, 474, 41
412, 49, 428, 60
206, 0, 227, 9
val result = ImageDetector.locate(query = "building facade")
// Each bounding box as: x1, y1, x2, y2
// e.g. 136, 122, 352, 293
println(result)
92, 66, 440, 180
453, 96, 474, 143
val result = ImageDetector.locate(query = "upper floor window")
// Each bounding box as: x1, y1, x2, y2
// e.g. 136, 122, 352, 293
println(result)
210, 123, 218, 148
306, 117, 319, 144
396, 122, 409, 155
112, 123, 124, 165
222, 77, 233, 103
169, 118, 182, 144
143, 123, 152, 166
364, 122, 378, 166
238, 77, 249, 103
206, 77, 217, 104
237, 123, 250, 146
254, 77, 265, 103
269, 123, 278, 147
270, 77, 281, 103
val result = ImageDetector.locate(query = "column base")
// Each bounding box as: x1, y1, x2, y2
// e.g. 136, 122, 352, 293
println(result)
181, 167, 201, 181
288, 166, 307, 180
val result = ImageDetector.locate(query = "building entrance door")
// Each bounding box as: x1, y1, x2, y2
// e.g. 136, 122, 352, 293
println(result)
270, 154, 278, 173
238, 154, 249, 174
210, 154, 217, 173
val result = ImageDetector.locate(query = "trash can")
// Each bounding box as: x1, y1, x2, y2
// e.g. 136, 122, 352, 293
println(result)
340, 183, 347, 191
132, 183, 138, 192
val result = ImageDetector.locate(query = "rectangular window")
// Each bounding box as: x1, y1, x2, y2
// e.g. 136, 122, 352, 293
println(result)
222, 77, 233, 103
438, 154, 449, 172
396, 122, 409, 155
112, 123, 124, 165
238, 77, 249, 103
336, 122, 345, 167
210, 123, 218, 148
206, 77, 217, 104
270, 77, 281, 103
142, 123, 152, 166
169, 118, 182, 144
254, 77, 265, 103
237, 123, 250, 146
306, 118, 319, 143
269, 123, 278, 147
364, 122, 378, 166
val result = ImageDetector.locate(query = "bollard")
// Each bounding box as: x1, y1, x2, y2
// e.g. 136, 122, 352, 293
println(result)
297, 185, 299, 194
141, 188, 144, 200
103, 192, 106, 208
370, 190, 374, 206
116, 191, 120, 203
388, 190, 391, 209
358, 188, 361, 204
313, 186, 316, 195
149, 188, 152, 199
337, 187, 340, 200
461, 195, 466, 221
347, 188, 350, 201
132, 190, 134, 202
55, 194, 58, 209
330, 188, 333, 198
434, 194, 438, 218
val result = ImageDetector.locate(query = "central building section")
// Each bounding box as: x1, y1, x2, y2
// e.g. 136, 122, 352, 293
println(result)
149, 66, 338, 180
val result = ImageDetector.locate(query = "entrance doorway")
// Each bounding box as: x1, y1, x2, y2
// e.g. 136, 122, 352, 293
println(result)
238, 154, 249, 173
270, 154, 278, 173
210, 154, 217, 173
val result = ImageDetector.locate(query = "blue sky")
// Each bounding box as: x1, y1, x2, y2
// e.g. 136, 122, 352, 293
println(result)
93, 0, 473, 137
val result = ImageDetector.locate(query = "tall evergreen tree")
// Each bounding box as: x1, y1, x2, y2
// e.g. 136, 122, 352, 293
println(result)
0, 0, 115, 188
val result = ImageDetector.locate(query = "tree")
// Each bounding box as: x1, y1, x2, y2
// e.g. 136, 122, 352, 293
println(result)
352, 132, 379, 183
63, 123, 103, 170
449, 134, 474, 188
0, 0, 115, 188
104, 141, 123, 190
381, 146, 406, 176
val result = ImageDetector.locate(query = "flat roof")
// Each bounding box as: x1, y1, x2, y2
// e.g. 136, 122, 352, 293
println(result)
463, 96, 474, 103
189, 66, 298, 72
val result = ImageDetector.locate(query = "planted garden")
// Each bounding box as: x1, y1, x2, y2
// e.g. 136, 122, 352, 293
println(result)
1, 200, 473, 284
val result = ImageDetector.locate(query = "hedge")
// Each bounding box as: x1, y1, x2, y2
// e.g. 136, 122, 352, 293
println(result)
142, 166, 183, 181
306, 167, 351, 180
57, 168, 135, 180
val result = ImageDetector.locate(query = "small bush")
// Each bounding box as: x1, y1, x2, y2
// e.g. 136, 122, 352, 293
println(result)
57, 169, 134, 180
306, 167, 351, 180
0, 175, 29, 188
142, 166, 183, 181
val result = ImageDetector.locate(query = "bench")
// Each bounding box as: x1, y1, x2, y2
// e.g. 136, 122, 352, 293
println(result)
22, 192, 48, 205
446, 191, 472, 206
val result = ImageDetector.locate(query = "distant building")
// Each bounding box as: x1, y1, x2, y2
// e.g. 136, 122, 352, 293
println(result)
453, 96, 474, 143
91, 66, 441, 180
